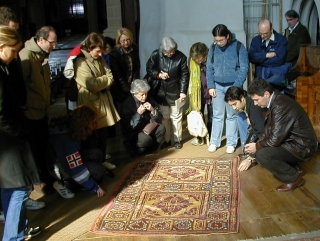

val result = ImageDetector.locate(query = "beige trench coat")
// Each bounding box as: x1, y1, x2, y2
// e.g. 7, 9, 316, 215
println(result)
74, 49, 120, 129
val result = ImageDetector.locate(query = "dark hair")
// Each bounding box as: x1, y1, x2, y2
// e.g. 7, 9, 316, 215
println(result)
82, 32, 105, 51
104, 36, 115, 49
224, 86, 247, 102
35, 26, 56, 39
68, 105, 98, 141
212, 24, 233, 43
285, 10, 299, 19
247, 78, 273, 96
0, 6, 19, 25
189, 42, 208, 59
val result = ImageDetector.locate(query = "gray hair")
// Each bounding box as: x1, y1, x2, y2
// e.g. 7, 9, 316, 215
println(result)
159, 36, 178, 52
130, 79, 151, 94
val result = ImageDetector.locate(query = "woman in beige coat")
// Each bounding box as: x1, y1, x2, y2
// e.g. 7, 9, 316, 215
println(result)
74, 32, 120, 169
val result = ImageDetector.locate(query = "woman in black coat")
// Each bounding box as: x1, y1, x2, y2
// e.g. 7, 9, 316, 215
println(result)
109, 28, 140, 110
121, 79, 165, 156
0, 26, 40, 240
146, 37, 189, 149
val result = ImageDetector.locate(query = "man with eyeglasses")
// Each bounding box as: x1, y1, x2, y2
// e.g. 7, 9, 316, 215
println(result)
19, 26, 58, 197
248, 19, 290, 90
284, 10, 311, 66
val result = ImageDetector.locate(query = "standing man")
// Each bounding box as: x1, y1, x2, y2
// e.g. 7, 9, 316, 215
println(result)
0, 6, 19, 30
284, 10, 311, 66
19, 26, 57, 195
249, 19, 290, 89
245, 78, 318, 192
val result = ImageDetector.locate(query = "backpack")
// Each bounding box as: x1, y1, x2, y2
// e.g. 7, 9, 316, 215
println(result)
211, 41, 242, 63
187, 111, 208, 138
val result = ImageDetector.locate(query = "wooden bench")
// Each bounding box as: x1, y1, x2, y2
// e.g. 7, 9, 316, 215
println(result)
287, 45, 320, 141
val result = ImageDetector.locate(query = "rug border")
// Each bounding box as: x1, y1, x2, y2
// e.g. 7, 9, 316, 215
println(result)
91, 157, 241, 236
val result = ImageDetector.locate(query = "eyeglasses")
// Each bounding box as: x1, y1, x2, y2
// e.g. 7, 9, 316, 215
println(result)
44, 38, 57, 45
163, 50, 175, 56
214, 38, 226, 44
258, 32, 270, 36
120, 39, 131, 44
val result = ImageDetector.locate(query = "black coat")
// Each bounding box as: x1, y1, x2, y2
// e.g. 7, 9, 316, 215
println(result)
120, 94, 163, 140
109, 44, 141, 102
146, 50, 189, 106
0, 62, 40, 188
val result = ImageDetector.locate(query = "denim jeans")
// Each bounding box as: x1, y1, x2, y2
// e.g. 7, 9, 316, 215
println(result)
1, 186, 31, 241
237, 112, 248, 150
210, 84, 238, 147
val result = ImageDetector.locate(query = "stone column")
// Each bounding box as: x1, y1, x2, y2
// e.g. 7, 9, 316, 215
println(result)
103, 0, 122, 39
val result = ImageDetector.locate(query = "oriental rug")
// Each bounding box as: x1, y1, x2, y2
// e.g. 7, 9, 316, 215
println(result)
91, 157, 240, 236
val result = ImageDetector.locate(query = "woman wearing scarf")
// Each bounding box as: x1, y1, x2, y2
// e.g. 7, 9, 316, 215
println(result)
187, 42, 212, 146
206, 24, 249, 153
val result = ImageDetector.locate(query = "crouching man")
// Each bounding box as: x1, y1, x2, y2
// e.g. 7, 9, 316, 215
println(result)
245, 78, 318, 192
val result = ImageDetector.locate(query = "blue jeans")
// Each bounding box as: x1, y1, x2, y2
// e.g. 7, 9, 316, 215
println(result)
237, 112, 248, 150
210, 84, 238, 147
1, 186, 31, 241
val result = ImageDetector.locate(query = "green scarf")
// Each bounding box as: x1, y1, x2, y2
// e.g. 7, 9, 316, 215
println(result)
186, 58, 201, 113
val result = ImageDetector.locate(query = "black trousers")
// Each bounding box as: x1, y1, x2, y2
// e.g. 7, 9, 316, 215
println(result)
82, 127, 108, 158
133, 124, 166, 154
256, 146, 301, 183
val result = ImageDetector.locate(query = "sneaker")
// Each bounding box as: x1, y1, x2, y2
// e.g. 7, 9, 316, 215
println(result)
208, 144, 217, 153
102, 161, 116, 170
0, 211, 5, 223
53, 181, 75, 199
105, 153, 111, 160
191, 137, 204, 146
25, 198, 45, 211
24, 226, 41, 239
226, 146, 235, 154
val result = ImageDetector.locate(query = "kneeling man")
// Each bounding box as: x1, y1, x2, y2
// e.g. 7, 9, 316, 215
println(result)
245, 78, 318, 192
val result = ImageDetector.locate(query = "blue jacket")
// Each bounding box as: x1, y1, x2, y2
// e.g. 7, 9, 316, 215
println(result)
248, 30, 288, 78
206, 37, 249, 89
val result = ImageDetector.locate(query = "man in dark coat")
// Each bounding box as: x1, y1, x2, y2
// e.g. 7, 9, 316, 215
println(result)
284, 10, 311, 66
245, 78, 318, 192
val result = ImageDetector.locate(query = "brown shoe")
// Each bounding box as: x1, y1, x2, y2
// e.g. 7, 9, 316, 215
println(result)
276, 175, 305, 192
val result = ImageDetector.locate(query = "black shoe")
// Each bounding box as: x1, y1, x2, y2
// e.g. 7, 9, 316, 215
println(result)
106, 169, 115, 178
174, 142, 182, 149
160, 141, 171, 149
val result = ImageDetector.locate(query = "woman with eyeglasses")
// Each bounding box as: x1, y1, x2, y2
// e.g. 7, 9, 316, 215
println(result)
206, 24, 249, 154
120, 79, 165, 157
109, 28, 141, 113
0, 26, 41, 240
145, 36, 189, 149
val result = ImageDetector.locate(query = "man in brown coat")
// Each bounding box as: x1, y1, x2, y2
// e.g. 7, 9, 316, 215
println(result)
245, 78, 318, 192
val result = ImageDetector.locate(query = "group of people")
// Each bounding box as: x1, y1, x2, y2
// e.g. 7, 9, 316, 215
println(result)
0, 4, 317, 240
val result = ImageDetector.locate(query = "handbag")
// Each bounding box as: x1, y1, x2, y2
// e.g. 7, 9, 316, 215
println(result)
143, 119, 158, 135
187, 111, 208, 137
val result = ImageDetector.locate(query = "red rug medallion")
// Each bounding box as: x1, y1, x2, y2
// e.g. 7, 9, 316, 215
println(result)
91, 157, 240, 236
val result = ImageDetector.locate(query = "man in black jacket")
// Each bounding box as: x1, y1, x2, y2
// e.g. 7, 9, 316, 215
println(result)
224, 86, 265, 171
245, 78, 318, 192
284, 10, 311, 66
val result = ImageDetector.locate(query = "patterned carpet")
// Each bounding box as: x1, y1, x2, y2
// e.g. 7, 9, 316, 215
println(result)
91, 157, 240, 236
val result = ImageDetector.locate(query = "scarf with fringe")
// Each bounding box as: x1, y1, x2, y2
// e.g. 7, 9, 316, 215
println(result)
186, 58, 201, 113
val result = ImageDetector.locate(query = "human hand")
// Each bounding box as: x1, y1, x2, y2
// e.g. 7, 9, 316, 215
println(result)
159, 71, 169, 80
96, 187, 106, 197
179, 93, 186, 102
143, 102, 154, 112
244, 142, 257, 154
137, 104, 146, 115
266, 52, 276, 58
238, 158, 252, 171
209, 89, 216, 97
